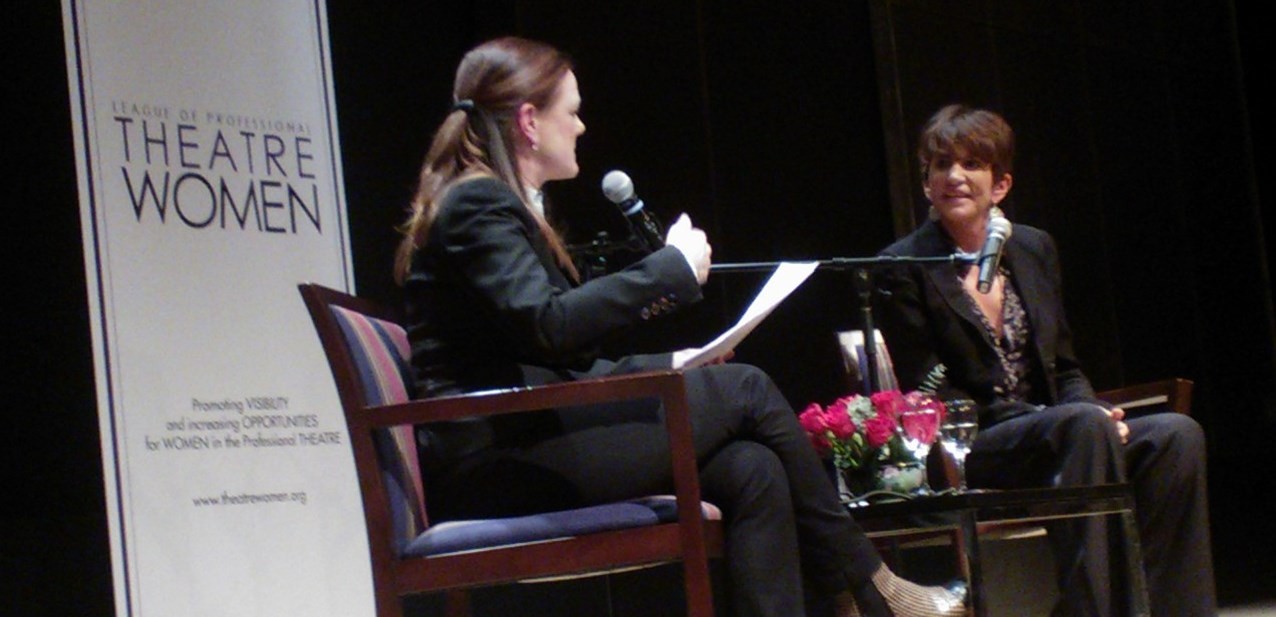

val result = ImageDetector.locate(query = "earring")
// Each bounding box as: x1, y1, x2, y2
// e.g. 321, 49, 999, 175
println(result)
990, 205, 1004, 219
928, 205, 940, 221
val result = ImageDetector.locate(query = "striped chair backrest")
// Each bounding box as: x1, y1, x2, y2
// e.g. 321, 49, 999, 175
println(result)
329, 305, 428, 549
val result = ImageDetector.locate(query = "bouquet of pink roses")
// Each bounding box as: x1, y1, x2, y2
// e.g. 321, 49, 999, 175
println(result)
799, 390, 946, 474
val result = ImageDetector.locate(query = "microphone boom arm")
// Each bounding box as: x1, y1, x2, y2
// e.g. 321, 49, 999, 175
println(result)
708, 253, 973, 394
709, 254, 974, 273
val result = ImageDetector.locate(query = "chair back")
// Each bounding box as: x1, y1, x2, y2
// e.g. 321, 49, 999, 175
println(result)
299, 284, 428, 551
299, 283, 723, 617
836, 328, 899, 393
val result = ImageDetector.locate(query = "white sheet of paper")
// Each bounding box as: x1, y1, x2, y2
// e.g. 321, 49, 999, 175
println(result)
678, 261, 819, 369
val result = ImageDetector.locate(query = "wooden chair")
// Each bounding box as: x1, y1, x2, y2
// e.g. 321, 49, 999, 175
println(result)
833, 329, 1193, 545
835, 329, 1185, 614
299, 283, 723, 617
836, 328, 1194, 485
1097, 378, 1194, 417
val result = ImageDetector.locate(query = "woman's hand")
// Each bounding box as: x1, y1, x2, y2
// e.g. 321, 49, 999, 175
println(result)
665, 213, 712, 284
1105, 406, 1130, 444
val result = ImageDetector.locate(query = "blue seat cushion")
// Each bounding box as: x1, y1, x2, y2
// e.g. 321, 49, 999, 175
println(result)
627, 496, 722, 522
404, 503, 661, 557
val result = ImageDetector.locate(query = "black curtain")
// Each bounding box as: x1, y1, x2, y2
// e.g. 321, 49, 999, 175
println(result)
5, 1, 1273, 613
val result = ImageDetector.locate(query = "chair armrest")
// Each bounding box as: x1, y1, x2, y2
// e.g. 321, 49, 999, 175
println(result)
355, 370, 686, 427
352, 370, 709, 552
926, 378, 1193, 488
1097, 378, 1193, 416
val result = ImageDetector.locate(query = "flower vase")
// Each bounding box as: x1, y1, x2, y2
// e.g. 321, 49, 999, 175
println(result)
878, 461, 927, 494
838, 461, 927, 503
837, 465, 879, 501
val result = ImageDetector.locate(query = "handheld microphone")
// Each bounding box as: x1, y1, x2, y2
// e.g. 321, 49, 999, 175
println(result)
601, 170, 664, 253
976, 216, 1013, 294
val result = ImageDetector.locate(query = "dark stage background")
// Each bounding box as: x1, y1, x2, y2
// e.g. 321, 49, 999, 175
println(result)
4, 1, 1273, 614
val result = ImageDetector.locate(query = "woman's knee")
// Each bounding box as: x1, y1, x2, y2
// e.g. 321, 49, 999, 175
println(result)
695, 362, 793, 420
1154, 412, 1205, 449
1047, 403, 1121, 442
1035, 404, 1126, 470
700, 440, 790, 510
705, 363, 778, 399
1130, 412, 1206, 476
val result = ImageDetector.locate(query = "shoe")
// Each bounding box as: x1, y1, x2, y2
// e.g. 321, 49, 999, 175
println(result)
836, 564, 967, 617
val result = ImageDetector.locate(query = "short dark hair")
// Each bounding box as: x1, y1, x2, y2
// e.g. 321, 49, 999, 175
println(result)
917, 104, 1015, 179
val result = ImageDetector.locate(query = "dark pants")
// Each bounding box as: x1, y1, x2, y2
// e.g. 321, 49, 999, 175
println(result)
425, 364, 881, 617
967, 403, 1216, 617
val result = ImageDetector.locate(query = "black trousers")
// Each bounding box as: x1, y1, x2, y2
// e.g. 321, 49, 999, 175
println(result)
967, 403, 1216, 617
425, 364, 882, 617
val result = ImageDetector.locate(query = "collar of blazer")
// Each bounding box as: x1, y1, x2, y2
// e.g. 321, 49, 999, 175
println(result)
911, 219, 1049, 361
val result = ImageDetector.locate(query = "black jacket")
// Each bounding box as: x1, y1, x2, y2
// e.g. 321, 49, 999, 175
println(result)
402, 177, 704, 457
874, 219, 1105, 427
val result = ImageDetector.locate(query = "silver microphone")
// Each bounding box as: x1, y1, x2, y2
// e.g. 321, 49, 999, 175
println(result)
976, 216, 1013, 294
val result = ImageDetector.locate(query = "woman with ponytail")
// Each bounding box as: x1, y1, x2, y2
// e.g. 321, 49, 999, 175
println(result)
395, 36, 965, 617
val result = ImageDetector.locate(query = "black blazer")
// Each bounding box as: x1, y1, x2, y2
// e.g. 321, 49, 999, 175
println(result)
403, 176, 703, 399
874, 219, 1105, 427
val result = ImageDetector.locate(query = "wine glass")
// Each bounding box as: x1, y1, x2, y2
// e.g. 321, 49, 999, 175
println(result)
899, 405, 940, 494
939, 399, 979, 491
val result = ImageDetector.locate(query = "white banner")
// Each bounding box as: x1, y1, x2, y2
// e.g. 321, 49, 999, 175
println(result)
61, 1, 371, 615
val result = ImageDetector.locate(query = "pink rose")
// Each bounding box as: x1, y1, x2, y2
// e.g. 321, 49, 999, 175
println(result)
870, 390, 906, 420
863, 413, 896, 448
799, 403, 827, 432
825, 396, 851, 419
798, 404, 831, 454
824, 406, 857, 440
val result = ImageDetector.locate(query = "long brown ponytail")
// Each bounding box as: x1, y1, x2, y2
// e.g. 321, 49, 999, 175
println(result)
394, 37, 580, 284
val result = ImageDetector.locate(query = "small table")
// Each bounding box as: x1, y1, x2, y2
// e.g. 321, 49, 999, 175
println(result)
847, 484, 1149, 617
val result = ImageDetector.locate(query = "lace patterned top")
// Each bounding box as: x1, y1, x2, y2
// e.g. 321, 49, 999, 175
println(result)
959, 265, 1034, 402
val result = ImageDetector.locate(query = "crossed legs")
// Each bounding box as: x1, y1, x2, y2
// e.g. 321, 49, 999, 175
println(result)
967, 404, 1215, 616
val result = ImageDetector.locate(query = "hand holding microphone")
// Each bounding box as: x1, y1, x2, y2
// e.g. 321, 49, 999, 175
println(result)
601, 169, 711, 284
665, 213, 712, 284
602, 170, 665, 253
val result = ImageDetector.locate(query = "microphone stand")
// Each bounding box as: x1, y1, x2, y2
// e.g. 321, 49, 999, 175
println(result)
709, 254, 971, 394
708, 254, 969, 273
